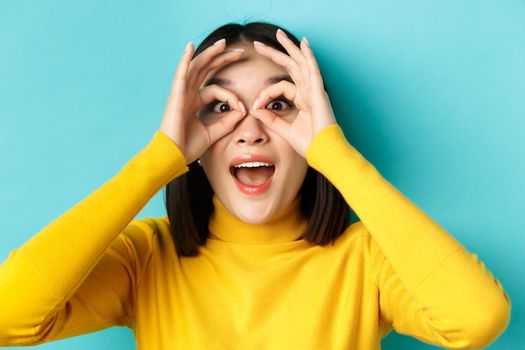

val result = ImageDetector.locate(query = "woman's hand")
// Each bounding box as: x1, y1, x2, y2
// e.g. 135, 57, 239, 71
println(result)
159, 40, 248, 164
249, 30, 337, 159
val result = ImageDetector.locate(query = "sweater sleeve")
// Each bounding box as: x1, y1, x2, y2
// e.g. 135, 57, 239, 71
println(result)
306, 124, 511, 350
0, 130, 188, 346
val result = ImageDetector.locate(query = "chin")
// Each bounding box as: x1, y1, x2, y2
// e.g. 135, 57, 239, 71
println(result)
233, 203, 275, 224
238, 216, 268, 225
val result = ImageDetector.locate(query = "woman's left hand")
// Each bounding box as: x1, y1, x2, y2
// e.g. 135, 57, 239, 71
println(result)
249, 29, 338, 158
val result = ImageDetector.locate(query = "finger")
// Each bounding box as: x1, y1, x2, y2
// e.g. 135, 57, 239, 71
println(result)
251, 80, 297, 110
193, 48, 245, 88
250, 108, 291, 141
164, 41, 194, 118
275, 29, 306, 64
253, 42, 304, 86
170, 41, 194, 97
198, 84, 246, 115
300, 37, 324, 90
275, 29, 309, 79
206, 110, 246, 144
186, 38, 227, 83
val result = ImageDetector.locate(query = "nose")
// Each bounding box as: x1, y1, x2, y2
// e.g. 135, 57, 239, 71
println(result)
234, 111, 269, 145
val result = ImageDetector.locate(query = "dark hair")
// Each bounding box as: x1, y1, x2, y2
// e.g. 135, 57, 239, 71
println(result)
164, 21, 352, 257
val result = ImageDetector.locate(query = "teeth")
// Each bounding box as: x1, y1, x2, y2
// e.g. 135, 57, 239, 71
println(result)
234, 161, 274, 168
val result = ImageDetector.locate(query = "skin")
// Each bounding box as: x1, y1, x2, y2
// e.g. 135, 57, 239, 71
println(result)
159, 30, 338, 225
197, 44, 309, 225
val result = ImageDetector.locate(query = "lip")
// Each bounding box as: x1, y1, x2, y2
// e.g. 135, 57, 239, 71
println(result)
229, 154, 276, 167
232, 171, 274, 195
229, 153, 276, 196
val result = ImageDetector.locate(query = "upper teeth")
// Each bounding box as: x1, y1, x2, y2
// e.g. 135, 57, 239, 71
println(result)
234, 161, 273, 168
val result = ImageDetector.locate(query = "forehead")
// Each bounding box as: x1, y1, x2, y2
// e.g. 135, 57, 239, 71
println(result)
202, 48, 292, 89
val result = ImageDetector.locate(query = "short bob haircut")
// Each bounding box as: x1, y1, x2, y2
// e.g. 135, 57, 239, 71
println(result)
164, 21, 352, 257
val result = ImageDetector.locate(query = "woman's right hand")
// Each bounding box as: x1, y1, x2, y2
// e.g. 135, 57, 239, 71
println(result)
159, 39, 247, 165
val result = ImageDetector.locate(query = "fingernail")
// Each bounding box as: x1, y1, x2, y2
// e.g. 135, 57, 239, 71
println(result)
303, 36, 310, 46
214, 38, 225, 46
277, 29, 287, 38
239, 101, 246, 113
185, 41, 192, 51
232, 48, 245, 52
253, 41, 265, 47
251, 98, 260, 109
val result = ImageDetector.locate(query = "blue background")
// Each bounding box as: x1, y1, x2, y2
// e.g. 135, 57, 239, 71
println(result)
0, 0, 523, 349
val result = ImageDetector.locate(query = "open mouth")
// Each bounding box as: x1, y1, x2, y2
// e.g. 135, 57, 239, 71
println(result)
229, 163, 276, 186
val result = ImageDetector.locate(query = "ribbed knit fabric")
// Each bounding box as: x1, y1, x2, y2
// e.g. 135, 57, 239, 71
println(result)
0, 125, 511, 349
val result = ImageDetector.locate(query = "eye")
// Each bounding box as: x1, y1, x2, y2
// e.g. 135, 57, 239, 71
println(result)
265, 97, 294, 112
206, 100, 232, 113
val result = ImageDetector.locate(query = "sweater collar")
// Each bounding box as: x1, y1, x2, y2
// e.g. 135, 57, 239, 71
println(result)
208, 194, 308, 245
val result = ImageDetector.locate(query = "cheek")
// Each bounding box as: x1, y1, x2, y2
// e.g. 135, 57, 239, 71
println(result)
200, 135, 228, 163
275, 138, 306, 166
199, 143, 228, 181
282, 152, 308, 180
292, 160, 309, 181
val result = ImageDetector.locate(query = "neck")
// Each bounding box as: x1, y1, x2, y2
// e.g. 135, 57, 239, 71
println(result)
208, 194, 308, 245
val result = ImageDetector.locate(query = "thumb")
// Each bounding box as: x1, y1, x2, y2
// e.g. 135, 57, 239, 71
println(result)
250, 109, 290, 140
206, 110, 246, 144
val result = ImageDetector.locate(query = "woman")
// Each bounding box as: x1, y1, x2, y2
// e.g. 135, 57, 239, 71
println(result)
0, 22, 511, 349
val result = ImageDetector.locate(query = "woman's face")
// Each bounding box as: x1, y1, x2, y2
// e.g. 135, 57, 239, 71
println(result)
197, 43, 308, 225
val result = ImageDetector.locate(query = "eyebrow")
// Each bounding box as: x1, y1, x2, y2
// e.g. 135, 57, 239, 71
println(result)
203, 74, 294, 88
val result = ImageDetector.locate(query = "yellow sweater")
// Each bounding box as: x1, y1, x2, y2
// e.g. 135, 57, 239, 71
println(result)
0, 124, 511, 349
